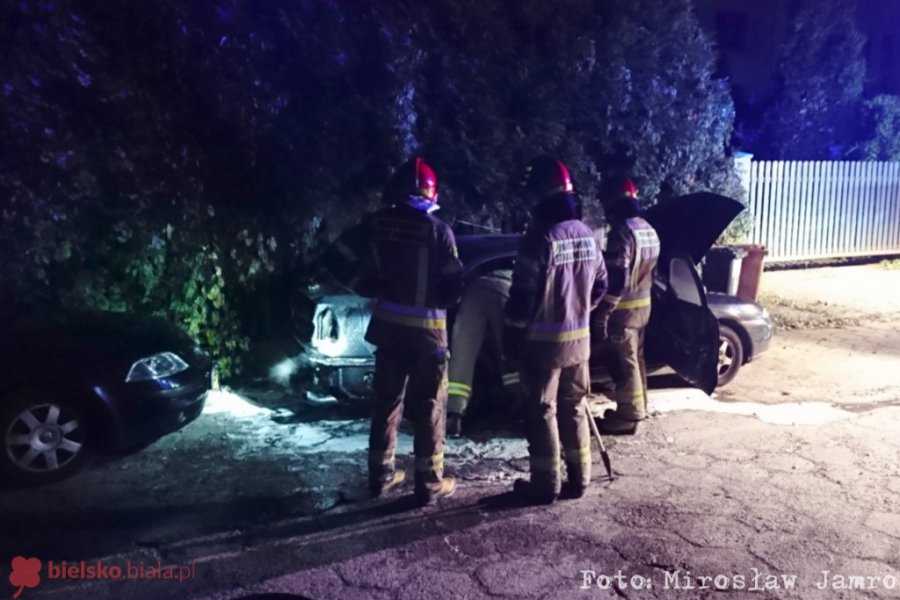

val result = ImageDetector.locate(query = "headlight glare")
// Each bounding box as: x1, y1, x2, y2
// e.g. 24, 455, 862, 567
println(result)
126, 352, 190, 382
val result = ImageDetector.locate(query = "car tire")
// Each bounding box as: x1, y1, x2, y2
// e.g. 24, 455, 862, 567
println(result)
0, 389, 94, 486
716, 325, 744, 387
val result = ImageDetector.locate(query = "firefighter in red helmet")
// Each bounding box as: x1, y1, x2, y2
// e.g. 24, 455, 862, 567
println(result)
363, 157, 463, 506
592, 176, 660, 435
504, 156, 609, 504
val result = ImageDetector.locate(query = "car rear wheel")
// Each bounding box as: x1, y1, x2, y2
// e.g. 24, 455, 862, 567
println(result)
1, 390, 93, 485
716, 325, 744, 387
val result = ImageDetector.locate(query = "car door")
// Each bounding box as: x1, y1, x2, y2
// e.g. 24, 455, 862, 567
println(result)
646, 253, 719, 394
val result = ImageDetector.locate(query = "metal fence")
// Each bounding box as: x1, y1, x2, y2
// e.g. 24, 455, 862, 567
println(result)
747, 161, 900, 262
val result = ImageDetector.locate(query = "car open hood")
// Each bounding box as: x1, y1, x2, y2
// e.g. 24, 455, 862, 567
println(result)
645, 192, 745, 263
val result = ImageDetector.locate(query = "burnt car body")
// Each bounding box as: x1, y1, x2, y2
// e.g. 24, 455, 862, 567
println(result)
291, 193, 773, 400
0, 304, 212, 485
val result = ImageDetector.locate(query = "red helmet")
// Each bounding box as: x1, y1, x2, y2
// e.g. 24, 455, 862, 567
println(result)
522, 156, 574, 198
599, 175, 641, 214
385, 157, 438, 204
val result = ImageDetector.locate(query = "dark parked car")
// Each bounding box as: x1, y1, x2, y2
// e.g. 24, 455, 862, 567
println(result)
291, 193, 773, 401
0, 303, 211, 485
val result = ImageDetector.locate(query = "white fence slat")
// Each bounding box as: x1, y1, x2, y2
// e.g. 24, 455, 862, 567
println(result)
746, 160, 900, 261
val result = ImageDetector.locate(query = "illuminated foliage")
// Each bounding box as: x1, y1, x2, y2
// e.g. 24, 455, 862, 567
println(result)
1, 0, 738, 376
858, 95, 900, 161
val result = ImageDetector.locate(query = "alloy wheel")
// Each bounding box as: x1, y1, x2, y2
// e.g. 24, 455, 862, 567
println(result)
5, 403, 84, 473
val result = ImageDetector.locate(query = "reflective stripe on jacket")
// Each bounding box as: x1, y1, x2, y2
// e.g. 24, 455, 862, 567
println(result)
505, 220, 608, 369
364, 203, 463, 353
604, 217, 660, 329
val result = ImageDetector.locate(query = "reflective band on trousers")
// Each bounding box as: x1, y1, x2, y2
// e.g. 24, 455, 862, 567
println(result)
373, 300, 447, 330
613, 297, 651, 310
415, 452, 444, 472
448, 381, 471, 399
529, 456, 561, 473
369, 447, 396, 466
565, 446, 592, 465
613, 291, 651, 311
501, 372, 520, 386
526, 319, 591, 343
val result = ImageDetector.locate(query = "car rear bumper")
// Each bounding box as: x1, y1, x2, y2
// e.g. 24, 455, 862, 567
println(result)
297, 350, 375, 400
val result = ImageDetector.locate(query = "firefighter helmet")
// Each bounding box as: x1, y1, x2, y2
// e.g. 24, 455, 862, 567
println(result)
599, 175, 641, 214
521, 156, 574, 198
385, 157, 438, 204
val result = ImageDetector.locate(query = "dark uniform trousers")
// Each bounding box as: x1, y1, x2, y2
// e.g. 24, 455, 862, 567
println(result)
363, 202, 462, 495
368, 347, 449, 493
602, 325, 649, 421
520, 361, 592, 494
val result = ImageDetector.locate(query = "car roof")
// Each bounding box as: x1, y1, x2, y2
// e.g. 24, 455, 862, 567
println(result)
456, 234, 519, 274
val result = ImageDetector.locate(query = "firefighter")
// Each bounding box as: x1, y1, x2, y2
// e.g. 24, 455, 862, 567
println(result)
364, 157, 464, 505
446, 269, 520, 437
504, 156, 609, 504
592, 177, 660, 435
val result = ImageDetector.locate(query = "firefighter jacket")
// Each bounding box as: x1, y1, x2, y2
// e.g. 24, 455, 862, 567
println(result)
600, 216, 661, 330
505, 215, 609, 369
364, 201, 464, 354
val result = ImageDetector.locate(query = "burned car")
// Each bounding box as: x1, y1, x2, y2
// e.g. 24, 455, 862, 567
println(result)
291, 193, 773, 400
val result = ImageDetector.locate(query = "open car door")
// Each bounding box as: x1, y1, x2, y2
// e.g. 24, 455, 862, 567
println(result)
646, 254, 719, 394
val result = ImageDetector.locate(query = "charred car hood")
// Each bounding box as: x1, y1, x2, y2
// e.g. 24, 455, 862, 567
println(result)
644, 192, 745, 264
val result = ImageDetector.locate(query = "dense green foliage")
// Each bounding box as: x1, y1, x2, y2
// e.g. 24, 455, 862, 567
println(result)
1, 0, 738, 376
858, 95, 900, 161
760, 0, 866, 159
744, 0, 900, 164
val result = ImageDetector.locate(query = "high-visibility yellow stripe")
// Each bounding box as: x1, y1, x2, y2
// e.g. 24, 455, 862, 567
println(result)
530, 456, 561, 473
448, 384, 471, 399
613, 297, 651, 310
368, 447, 396, 466
448, 381, 471, 391
415, 452, 444, 471
526, 327, 591, 343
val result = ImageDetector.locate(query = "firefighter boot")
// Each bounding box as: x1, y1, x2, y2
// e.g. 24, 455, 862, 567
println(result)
370, 468, 407, 499
596, 409, 642, 436
559, 481, 587, 500
512, 479, 557, 505
416, 476, 456, 506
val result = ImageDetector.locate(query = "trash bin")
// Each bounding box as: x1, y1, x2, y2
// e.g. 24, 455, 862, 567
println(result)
736, 244, 767, 303
702, 246, 747, 295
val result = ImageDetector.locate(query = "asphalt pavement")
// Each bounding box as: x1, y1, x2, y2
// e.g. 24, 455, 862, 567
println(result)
4, 385, 898, 600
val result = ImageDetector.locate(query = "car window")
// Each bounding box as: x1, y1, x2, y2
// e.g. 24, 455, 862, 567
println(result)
668, 256, 703, 306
